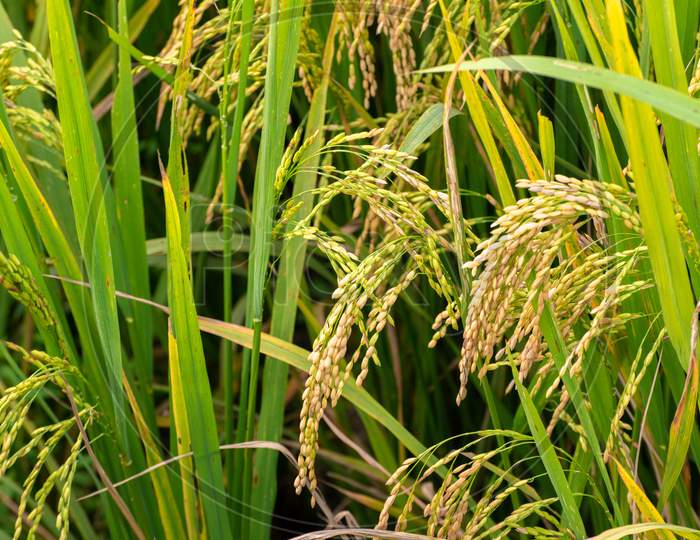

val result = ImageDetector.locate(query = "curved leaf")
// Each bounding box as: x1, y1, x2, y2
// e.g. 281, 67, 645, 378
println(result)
421, 56, 700, 128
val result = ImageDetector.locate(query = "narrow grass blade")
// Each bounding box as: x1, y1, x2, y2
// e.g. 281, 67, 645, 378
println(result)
0, 2, 72, 237
121, 373, 186, 540
47, 0, 125, 433
165, 0, 195, 266
591, 523, 700, 540
112, 0, 154, 421
604, 0, 695, 367
551, 0, 626, 136
508, 351, 586, 538
221, 0, 254, 495
401, 104, 461, 153
422, 56, 700, 128
642, 0, 700, 241
167, 322, 200, 539
659, 303, 700, 508
0, 113, 117, 420
251, 11, 338, 534
161, 163, 231, 537
537, 112, 555, 180
236, 0, 304, 533
27, 0, 48, 53
613, 458, 673, 539
540, 302, 622, 525
0, 146, 64, 356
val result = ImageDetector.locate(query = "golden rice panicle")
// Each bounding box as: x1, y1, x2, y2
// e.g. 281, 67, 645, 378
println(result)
294, 241, 407, 501
377, 432, 563, 537
340, 0, 376, 108
457, 176, 642, 404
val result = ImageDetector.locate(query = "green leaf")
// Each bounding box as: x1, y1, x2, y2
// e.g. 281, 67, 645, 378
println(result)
422, 55, 700, 128
236, 0, 304, 533
642, 0, 700, 280
591, 523, 700, 540
659, 303, 700, 507
122, 373, 186, 540
614, 458, 674, 540
250, 11, 337, 533
220, 0, 254, 499
540, 302, 622, 525
161, 163, 232, 538
47, 0, 125, 432
508, 351, 586, 538
112, 0, 154, 423
537, 112, 555, 180
399, 103, 461, 154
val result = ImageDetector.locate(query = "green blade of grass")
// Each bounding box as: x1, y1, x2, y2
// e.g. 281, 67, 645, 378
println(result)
0, 1, 76, 249
122, 372, 186, 540
27, 0, 48, 53
0, 138, 65, 357
508, 351, 587, 538
0, 97, 48, 297
47, 0, 125, 435
161, 163, 232, 538
642, 0, 700, 254
221, 0, 254, 497
165, 0, 196, 267
659, 303, 700, 508
167, 323, 201, 539
0, 110, 109, 394
553, 0, 626, 137
675, 0, 700, 62
45, 3, 167, 534
540, 301, 622, 525
422, 56, 700, 128
250, 10, 338, 535
604, 0, 694, 368
537, 112, 555, 180
400, 104, 461, 153
235, 0, 304, 534
112, 0, 154, 425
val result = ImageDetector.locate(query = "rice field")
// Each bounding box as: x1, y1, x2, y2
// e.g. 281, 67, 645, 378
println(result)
0, 0, 700, 538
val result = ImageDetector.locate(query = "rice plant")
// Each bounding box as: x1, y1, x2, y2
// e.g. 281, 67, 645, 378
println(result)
0, 0, 699, 538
